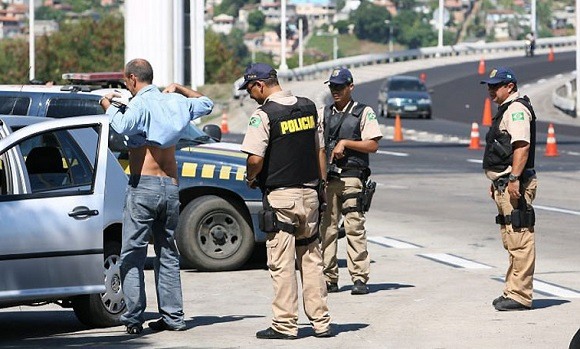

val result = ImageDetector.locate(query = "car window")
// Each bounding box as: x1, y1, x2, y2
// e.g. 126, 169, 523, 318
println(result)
16, 128, 97, 193
389, 80, 426, 92
46, 98, 103, 118
0, 96, 31, 115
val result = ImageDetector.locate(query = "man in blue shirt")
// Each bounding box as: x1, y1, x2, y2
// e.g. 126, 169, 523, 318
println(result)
100, 58, 213, 334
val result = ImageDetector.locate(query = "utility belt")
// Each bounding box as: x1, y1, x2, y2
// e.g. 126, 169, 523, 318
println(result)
327, 167, 375, 214
493, 169, 536, 229
492, 169, 536, 192
258, 190, 320, 246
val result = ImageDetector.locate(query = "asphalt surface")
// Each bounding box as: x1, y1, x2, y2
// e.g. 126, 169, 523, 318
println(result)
1, 49, 579, 349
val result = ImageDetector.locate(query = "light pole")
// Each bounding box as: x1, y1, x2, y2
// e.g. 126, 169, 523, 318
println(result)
384, 19, 393, 62
29, 0, 35, 82
279, 0, 288, 71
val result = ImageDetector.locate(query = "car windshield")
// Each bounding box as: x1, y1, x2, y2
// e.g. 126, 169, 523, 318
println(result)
389, 80, 426, 92
177, 123, 215, 147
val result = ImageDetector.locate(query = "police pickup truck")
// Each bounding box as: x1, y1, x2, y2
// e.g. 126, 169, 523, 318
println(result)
0, 73, 266, 272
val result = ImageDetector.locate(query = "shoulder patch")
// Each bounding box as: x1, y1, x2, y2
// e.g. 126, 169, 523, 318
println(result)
511, 112, 525, 121
249, 116, 262, 127
367, 111, 377, 121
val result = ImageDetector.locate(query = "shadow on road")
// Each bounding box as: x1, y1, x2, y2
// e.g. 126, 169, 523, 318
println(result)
532, 298, 570, 309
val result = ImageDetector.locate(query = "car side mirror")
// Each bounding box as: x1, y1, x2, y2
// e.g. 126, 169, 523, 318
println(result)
203, 124, 222, 142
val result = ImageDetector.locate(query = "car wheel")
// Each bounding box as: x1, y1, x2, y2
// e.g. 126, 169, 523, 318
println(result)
72, 240, 125, 327
424, 113, 432, 119
176, 195, 254, 271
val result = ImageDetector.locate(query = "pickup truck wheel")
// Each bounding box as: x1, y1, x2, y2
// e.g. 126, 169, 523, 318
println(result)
177, 195, 254, 271
72, 240, 125, 327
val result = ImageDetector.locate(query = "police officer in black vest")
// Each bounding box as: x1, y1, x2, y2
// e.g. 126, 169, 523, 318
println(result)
481, 67, 538, 311
240, 63, 333, 339
319, 68, 383, 295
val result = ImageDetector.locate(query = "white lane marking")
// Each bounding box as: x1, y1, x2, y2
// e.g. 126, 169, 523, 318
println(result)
534, 279, 580, 298
535, 205, 580, 216
467, 159, 483, 164
376, 150, 409, 157
418, 253, 493, 269
565, 151, 580, 156
368, 236, 421, 249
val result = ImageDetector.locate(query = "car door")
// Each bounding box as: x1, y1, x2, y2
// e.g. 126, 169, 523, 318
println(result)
0, 116, 110, 303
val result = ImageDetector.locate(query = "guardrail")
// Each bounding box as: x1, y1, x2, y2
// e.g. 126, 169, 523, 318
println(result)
552, 78, 576, 116
277, 36, 576, 81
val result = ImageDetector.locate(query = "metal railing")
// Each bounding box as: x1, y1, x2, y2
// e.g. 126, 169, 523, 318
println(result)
277, 36, 576, 81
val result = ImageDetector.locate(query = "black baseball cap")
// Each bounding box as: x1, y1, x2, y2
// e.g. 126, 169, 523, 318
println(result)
238, 63, 277, 90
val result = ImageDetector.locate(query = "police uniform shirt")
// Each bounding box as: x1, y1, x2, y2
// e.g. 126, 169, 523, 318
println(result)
318, 101, 383, 142
241, 90, 324, 158
485, 91, 532, 180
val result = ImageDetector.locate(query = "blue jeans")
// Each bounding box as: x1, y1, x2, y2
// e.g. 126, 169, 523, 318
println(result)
120, 175, 185, 328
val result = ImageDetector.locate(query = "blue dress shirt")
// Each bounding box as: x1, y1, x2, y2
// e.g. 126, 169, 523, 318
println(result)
106, 85, 214, 148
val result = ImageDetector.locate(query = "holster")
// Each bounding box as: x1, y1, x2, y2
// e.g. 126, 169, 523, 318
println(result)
259, 193, 297, 234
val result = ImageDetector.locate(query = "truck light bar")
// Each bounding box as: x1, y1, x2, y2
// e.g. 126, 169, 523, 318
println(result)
62, 72, 124, 82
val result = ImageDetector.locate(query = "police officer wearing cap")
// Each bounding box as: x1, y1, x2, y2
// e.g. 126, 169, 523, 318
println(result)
480, 67, 538, 311
319, 68, 383, 295
240, 63, 333, 339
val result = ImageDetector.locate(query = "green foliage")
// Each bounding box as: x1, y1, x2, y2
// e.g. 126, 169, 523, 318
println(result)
35, 6, 66, 22
204, 29, 243, 83
68, 0, 97, 13
247, 10, 265, 32
215, 0, 259, 16
0, 14, 123, 84
393, 10, 436, 48
351, 0, 390, 43
334, 20, 351, 35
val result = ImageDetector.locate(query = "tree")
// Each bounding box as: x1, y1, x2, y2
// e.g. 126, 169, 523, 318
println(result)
394, 10, 437, 48
215, 0, 259, 16
350, 1, 390, 43
248, 10, 265, 32
204, 29, 243, 83
0, 14, 124, 84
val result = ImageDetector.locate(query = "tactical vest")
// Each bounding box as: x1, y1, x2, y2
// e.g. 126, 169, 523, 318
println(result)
483, 95, 536, 172
323, 102, 369, 169
258, 97, 319, 188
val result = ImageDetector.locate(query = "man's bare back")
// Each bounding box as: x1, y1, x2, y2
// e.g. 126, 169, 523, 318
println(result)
129, 145, 178, 182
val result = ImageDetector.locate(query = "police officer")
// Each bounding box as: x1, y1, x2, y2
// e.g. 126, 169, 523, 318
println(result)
480, 67, 538, 311
319, 68, 383, 295
240, 63, 333, 339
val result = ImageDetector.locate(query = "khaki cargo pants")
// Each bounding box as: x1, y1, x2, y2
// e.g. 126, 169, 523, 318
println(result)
265, 187, 331, 336
493, 176, 538, 307
320, 176, 370, 284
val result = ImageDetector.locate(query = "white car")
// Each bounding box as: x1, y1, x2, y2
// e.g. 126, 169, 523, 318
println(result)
0, 115, 127, 327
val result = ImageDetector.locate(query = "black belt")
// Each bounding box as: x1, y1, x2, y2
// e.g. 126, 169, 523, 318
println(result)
296, 233, 320, 246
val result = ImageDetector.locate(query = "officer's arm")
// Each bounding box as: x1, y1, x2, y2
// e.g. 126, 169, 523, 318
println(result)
318, 148, 327, 181
507, 141, 530, 199
246, 154, 264, 188
339, 138, 380, 154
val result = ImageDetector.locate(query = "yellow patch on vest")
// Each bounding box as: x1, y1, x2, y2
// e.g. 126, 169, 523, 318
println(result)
279, 115, 315, 134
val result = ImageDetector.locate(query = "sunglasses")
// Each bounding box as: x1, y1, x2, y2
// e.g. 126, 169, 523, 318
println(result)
329, 83, 348, 91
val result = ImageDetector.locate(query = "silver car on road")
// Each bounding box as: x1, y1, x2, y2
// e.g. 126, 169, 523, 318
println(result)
0, 115, 127, 327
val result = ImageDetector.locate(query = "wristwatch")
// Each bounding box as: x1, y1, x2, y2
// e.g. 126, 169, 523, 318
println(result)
244, 174, 256, 185
508, 173, 520, 182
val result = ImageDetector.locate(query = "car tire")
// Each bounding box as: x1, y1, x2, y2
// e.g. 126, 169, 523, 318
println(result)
176, 195, 254, 271
72, 240, 125, 327
424, 113, 432, 119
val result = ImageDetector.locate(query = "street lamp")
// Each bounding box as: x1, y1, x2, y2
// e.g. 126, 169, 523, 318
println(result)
384, 20, 393, 62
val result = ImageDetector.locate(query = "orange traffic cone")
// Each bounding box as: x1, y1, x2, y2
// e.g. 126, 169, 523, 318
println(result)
419, 72, 426, 83
220, 111, 229, 134
548, 47, 555, 62
478, 57, 486, 75
393, 114, 403, 142
482, 97, 492, 126
468, 122, 482, 150
544, 123, 559, 156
